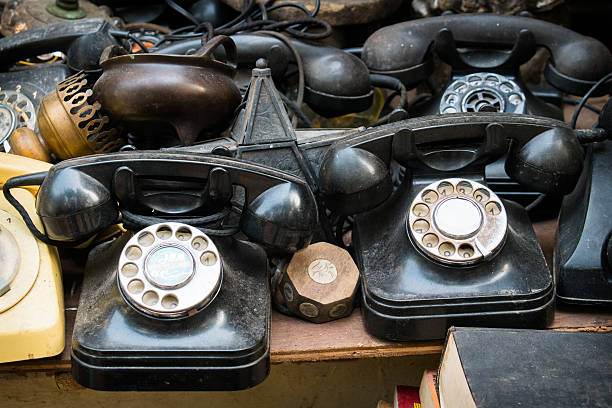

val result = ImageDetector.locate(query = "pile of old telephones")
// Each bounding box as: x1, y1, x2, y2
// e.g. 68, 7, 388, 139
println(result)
0, 0, 610, 391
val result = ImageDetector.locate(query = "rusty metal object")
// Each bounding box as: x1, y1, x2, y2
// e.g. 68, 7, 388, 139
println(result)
412, 0, 564, 17
0, 0, 112, 37
221, 0, 402, 26
32, 72, 123, 160
93, 35, 241, 146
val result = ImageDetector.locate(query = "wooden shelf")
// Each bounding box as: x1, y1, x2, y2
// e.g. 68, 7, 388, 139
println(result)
2, 300, 611, 373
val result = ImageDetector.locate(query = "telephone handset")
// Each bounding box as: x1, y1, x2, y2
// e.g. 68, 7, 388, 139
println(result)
0, 153, 64, 363
0, 18, 120, 73
3, 152, 317, 390
319, 112, 584, 341
5, 151, 318, 252
156, 33, 374, 118
361, 14, 612, 117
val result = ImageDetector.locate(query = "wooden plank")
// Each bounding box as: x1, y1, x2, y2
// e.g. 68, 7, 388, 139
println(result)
270, 309, 443, 363
2, 301, 610, 373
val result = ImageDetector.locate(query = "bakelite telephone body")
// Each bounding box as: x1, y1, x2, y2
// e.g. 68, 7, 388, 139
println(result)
319, 113, 584, 341
362, 14, 612, 110
0, 153, 63, 363
4, 152, 317, 390
555, 100, 612, 304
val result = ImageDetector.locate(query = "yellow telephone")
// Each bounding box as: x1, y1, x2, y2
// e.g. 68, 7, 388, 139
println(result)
0, 153, 64, 363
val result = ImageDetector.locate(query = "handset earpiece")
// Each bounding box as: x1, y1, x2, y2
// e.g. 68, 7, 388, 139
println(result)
505, 127, 584, 196
241, 182, 318, 253
36, 168, 119, 242
2, 168, 118, 245
319, 147, 393, 216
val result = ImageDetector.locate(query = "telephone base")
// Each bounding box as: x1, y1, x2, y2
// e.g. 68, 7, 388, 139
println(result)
360, 290, 554, 342
353, 181, 554, 341
556, 141, 612, 304
72, 233, 270, 391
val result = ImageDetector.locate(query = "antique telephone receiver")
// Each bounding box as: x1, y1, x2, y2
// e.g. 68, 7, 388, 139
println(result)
556, 99, 612, 305
361, 14, 612, 118
319, 113, 585, 341
156, 33, 374, 118
4, 152, 317, 390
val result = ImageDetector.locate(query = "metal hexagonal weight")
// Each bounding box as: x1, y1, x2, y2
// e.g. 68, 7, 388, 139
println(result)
279, 242, 359, 323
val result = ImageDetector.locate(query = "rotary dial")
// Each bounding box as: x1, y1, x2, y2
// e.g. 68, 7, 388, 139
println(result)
407, 178, 508, 265
440, 73, 525, 114
117, 223, 223, 319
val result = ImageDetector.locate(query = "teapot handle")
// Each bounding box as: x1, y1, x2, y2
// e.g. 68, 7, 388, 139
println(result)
195, 35, 238, 72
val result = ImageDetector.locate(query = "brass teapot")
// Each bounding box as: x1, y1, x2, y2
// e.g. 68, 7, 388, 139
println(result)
93, 35, 241, 146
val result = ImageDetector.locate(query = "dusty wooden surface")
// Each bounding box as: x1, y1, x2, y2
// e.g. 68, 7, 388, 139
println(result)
2, 284, 611, 372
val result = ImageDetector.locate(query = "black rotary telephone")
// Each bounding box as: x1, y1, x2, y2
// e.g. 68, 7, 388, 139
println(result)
361, 13, 612, 118
555, 99, 612, 305
318, 113, 585, 341
3, 152, 317, 390
361, 13, 612, 207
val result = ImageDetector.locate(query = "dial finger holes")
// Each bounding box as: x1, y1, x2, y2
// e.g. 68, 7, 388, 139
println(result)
454, 82, 467, 92
127, 279, 144, 294
156, 225, 172, 240
421, 189, 438, 203
509, 93, 523, 105
485, 201, 502, 215
468, 75, 482, 85
125, 246, 142, 260
457, 181, 473, 195
439, 242, 456, 257
176, 227, 192, 241
412, 219, 430, 234
437, 182, 453, 196
121, 263, 138, 278
137, 232, 155, 247
142, 291, 159, 306
201, 251, 217, 266
422, 233, 439, 248
458, 244, 475, 258
413, 203, 429, 217
192, 236, 208, 251
161, 294, 179, 310
474, 189, 490, 203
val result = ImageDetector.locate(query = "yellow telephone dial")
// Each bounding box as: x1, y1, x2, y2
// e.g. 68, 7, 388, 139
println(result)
0, 153, 64, 363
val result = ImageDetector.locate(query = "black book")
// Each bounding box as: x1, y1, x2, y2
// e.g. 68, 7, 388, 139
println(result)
437, 327, 612, 408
